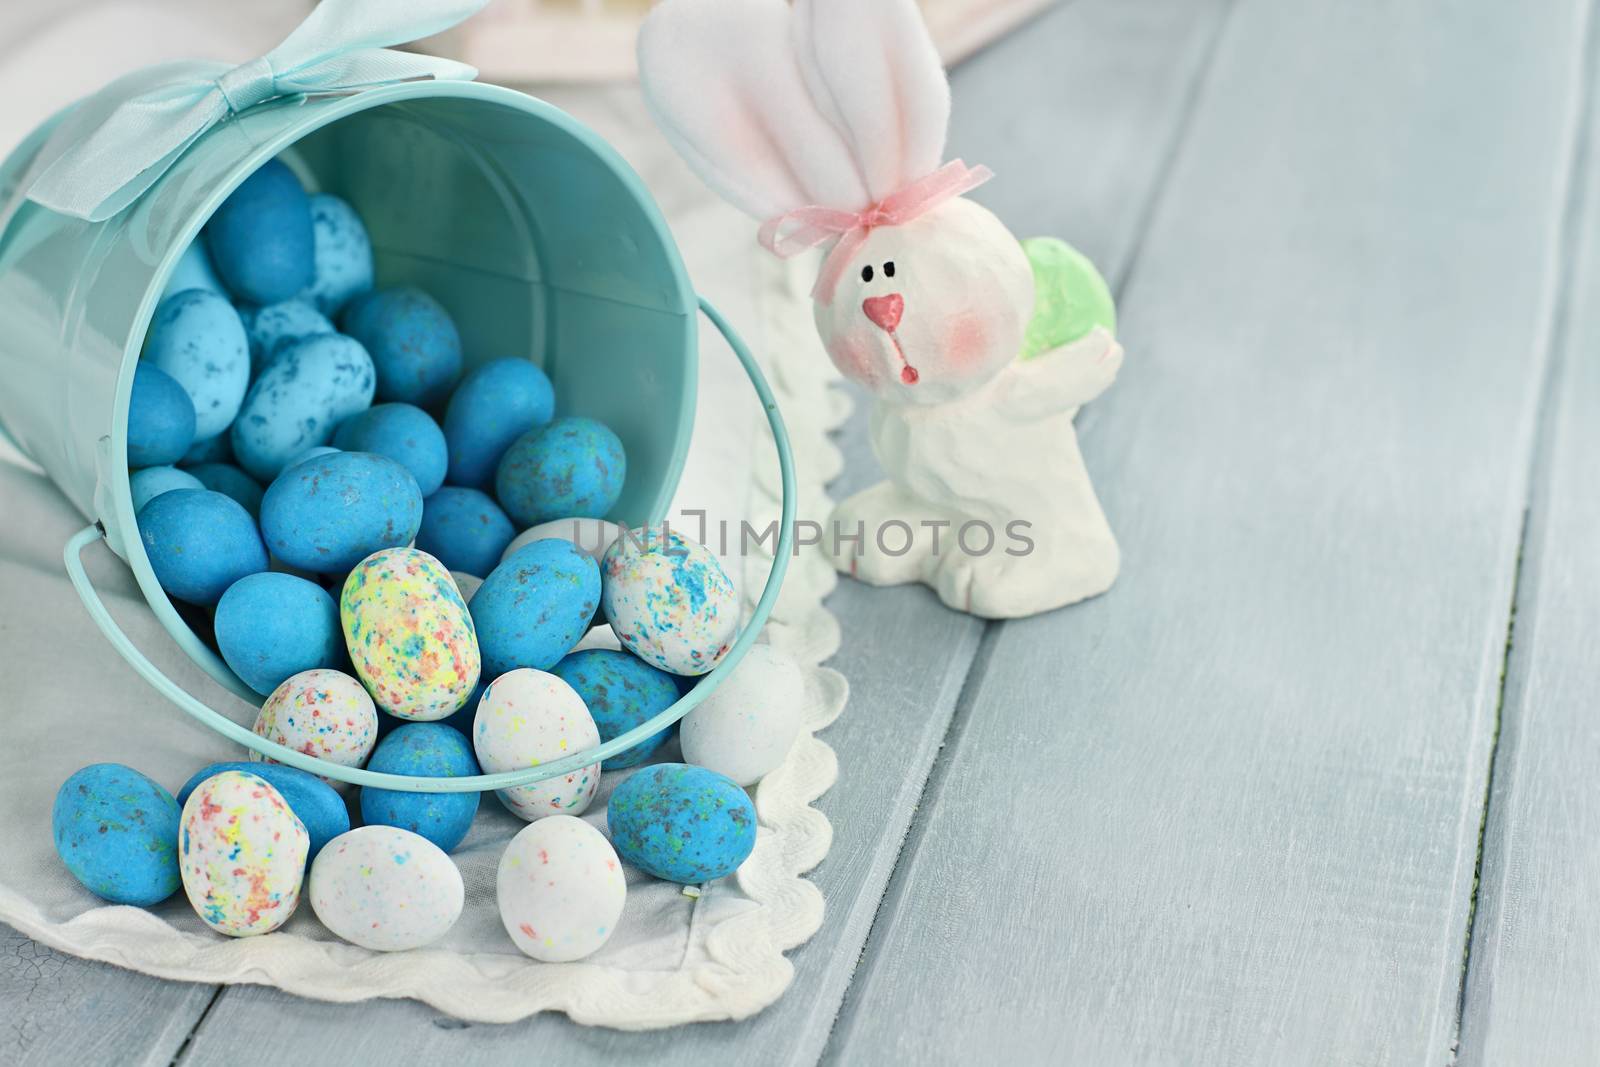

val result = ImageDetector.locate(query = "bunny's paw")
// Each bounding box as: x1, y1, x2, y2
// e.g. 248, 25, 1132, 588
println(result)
1017, 236, 1116, 361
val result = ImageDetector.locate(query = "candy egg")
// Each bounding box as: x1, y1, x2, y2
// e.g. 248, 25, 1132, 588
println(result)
179, 769, 309, 936
52, 764, 180, 906
177, 761, 348, 860
301, 193, 374, 315
473, 668, 601, 820
239, 299, 333, 371
186, 462, 264, 518
497, 815, 625, 962
162, 238, 225, 300
442, 357, 554, 488
260, 451, 422, 573
451, 571, 483, 603
606, 763, 756, 884
495, 417, 626, 527
416, 487, 514, 577
130, 464, 203, 513
205, 159, 314, 304
252, 669, 379, 781
679, 644, 805, 786
143, 288, 249, 439
341, 548, 480, 720
332, 403, 448, 497
360, 723, 481, 853
502, 518, 621, 565
232, 333, 376, 482
216, 572, 343, 695
473, 539, 600, 676
127, 362, 196, 467
139, 488, 267, 604
309, 826, 463, 952
602, 526, 738, 675
341, 286, 462, 407
551, 649, 678, 769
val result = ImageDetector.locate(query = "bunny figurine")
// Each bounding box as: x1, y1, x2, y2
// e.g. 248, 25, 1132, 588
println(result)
639, 0, 1124, 619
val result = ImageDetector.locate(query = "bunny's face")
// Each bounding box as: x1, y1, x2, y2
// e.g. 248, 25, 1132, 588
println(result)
813, 199, 1034, 406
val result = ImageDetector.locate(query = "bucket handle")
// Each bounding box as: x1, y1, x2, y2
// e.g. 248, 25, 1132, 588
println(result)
62, 295, 797, 793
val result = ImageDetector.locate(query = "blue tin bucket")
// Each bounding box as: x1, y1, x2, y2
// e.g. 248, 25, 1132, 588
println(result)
0, 80, 796, 793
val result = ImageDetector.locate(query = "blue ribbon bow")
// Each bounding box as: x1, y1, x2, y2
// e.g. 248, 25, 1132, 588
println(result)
22, 0, 491, 222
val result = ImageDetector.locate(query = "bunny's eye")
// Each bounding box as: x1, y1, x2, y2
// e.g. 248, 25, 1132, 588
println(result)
861, 265, 874, 283
884, 261, 896, 278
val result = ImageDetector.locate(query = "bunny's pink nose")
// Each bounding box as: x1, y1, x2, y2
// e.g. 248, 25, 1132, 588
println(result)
862, 293, 905, 332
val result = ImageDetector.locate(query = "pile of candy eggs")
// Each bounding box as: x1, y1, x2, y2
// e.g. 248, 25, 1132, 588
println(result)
54, 155, 809, 961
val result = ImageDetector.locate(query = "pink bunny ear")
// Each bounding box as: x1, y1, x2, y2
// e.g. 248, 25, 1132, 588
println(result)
791, 0, 952, 203
638, 0, 870, 220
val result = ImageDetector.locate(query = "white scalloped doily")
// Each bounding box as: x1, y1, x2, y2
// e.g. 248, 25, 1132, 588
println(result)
0, 84, 849, 1027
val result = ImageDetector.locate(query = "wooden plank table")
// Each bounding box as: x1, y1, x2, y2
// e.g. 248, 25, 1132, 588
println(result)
6, 0, 1600, 1062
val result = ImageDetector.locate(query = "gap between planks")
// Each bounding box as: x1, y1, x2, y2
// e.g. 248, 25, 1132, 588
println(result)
1448, 0, 1600, 1059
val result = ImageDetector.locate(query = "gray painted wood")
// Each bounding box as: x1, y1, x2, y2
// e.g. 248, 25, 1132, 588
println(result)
0, 925, 214, 1067
825, 0, 1590, 1063
1457, 14, 1600, 1064
165, 2, 1231, 1065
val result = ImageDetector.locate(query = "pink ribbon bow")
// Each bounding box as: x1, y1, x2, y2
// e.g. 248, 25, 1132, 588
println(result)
757, 159, 994, 302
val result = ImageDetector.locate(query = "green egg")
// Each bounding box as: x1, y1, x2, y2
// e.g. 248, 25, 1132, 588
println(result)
1017, 236, 1117, 361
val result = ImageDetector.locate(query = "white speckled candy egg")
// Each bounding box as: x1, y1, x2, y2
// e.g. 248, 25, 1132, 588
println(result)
309, 826, 463, 951
341, 548, 481, 721
179, 770, 308, 936
450, 571, 482, 603
502, 518, 621, 565
253, 669, 378, 784
473, 669, 601, 820
680, 644, 806, 786
497, 815, 625, 962
601, 526, 738, 676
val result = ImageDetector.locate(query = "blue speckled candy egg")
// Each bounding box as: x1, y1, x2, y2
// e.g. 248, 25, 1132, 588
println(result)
139, 488, 267, 604
606, 763, 756, 884
495, 417, 626, 527
301, 194, 374, 315
52, 763, 180, 906
360, 723, 481, 853
182, 431, 233, 465
215, 572, 342, 695
497, 815, 625, 962
162, 238, 224, 300
186, 462, 263, 518
204, 159, 314, 304
179, 770, 308, 936
143, 288, 249, 439
602, 526, 738, 676
176, 761, 348, 860
503, 518, 621, 565
341, 548, 480, 721
286, 444, 340, 469
341, 287, 462, 406
443, 358, 555, 488
309, 826, 463, 952
130, 465, 203, 512
473, 539, 600, 676
232, 333, 375, 482
260, 451, 421, 573
473, 668, 601, 820
239, 299, 333, 371
416, 487, 514, 577
332, 403, 448, 497
127, 362, 195, 467
551, 649, 678, 769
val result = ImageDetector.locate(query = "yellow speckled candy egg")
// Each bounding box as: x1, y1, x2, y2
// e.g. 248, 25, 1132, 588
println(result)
472, 668, 601, 820
252, 668, 378, 785
179, 770, 309, 936
341, 548, 480, 721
